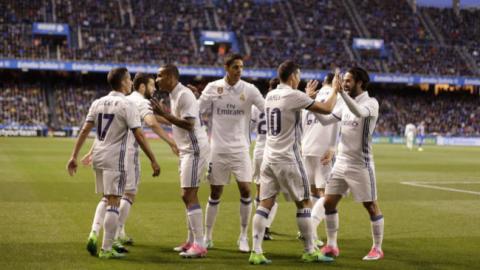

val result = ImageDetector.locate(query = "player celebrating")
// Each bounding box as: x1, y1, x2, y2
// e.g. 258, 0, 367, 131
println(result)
314, 67, 385, 261
251, 78, 280, 241
199, 54, 264, 252
66, 67, 160, 259
404, 123, 416, 150
151, 64, 210, 258
249, 60, 338, 265
301, 72, 341, 247
117, 73, 179, 244
81, 73, 178, 250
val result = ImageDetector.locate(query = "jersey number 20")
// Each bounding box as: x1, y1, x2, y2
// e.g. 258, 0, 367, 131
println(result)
97, 113, 115, 141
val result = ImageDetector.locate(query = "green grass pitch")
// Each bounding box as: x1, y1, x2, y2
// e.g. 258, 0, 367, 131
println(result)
0, 137, 479, 270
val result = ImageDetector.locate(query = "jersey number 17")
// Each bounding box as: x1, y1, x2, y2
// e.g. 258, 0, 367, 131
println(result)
97, 113, 115, 141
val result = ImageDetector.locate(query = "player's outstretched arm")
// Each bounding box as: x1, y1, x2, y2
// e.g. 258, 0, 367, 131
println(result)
144, 114, 179, 156
154, 115, 172, 125
67, 121, 94, 176
339, 91, 370, 118
132, 128, 160, 177
150, 98, 194, 131
307, 79, 337, 114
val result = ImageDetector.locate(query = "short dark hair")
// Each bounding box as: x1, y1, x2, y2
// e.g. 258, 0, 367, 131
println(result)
324, 72, 335, 85
133, 73, 154, 91
269, 77, 280, 90
277, 60, 300, 82
162, 64, 180, 79
107, 67, 129, 90
347, 67, 370, 89
224, 54, 243, 67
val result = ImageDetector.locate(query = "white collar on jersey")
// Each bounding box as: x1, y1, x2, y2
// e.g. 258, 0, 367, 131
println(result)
354, 91, 369, 101
277, 83, 293, 90
108, 91, 125, 97
223, 77, 242, 90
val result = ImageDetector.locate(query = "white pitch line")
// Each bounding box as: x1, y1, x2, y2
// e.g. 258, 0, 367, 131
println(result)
400, 181, 480, 196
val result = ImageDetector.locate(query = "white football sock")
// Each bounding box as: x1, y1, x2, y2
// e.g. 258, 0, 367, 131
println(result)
325, 210, 339, 247
187, 204, 204, 246
371, 215, 384, 250
91, 198, 107, 234
297, 208, 314, 253
311, 197, 325, 240
205, 197, 220, 241
116, 196, 133, 239
252, 206, 270, 254
239, 197, 252, 239
102, 205, 119, 251
266, 201, 278, 228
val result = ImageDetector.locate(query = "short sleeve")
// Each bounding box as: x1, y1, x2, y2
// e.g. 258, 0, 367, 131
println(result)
138, 99, 153, 119
125, 101, 141, 129
363, 98, 379, 117
198, 83, 214, 114
250, 84, 265, 111
85, 100, 98, 123
178, 92, 198, 119
291, 91, 315, 111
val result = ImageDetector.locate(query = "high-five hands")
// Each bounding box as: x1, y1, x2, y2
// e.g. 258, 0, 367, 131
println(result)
332, 68, 342, 93
306, 80, 319, 98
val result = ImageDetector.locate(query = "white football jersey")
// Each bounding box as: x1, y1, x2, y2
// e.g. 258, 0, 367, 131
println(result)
302, 85, 341, 156
125, 91, 153, 170
86, 91, 141, 171
405, 123, 416, 136
170, 83, 209, 154
263, 84, 315, 163
336, 91, 379, 165
251, 106, 267, 160
199, 78, 264, 153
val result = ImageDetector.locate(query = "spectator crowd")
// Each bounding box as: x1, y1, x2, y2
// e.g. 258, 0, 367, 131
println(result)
0, 0, 479, 76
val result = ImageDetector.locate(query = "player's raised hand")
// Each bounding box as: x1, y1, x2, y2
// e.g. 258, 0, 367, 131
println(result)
67, 158, 78, 176
332, 68, 342, 93
151, 161, 161, 177
305, 80, 319, 98
150, 98, 167, 116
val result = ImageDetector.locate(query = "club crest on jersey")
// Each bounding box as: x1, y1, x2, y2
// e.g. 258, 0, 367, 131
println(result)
239, 92, 245, 101
217, 87, 224, 95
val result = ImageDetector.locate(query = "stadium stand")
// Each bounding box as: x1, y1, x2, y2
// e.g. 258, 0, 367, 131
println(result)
1, 0, 479, 75
0, 83, 48, 127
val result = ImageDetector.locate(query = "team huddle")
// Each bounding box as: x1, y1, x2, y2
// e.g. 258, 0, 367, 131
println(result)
66, 54, 384, 264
